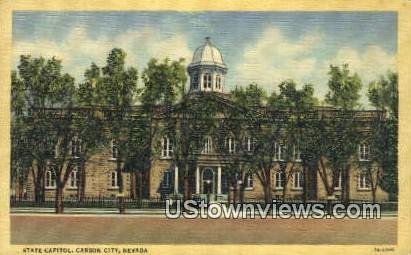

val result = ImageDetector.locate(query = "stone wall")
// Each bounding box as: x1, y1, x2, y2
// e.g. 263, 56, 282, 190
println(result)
21, 149, 389, 202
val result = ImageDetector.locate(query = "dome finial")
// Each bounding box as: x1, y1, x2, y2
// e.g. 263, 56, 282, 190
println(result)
205, 36, 211, 44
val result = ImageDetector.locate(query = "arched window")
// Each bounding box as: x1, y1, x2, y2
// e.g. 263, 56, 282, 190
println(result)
202, 168, 214, 193
275, 171, 284, 189
111, 139, 118, 159
111, 171, 119, 188
45, 169, 56, 188
203, 73, 212, 88
216, 75, 221, 89
226, 136, 236, 154
161, 136, 173, 158
245, 136, 254, 152
54, 138, 61, 158
203, 136, 213, 154
69, 166, 80, 189
293, 171, 304, 189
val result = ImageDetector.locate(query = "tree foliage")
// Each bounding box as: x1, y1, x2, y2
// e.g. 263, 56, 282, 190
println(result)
367, 71, 398, 200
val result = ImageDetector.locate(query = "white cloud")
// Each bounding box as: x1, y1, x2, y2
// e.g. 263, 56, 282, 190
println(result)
235, 27, 323, 91
12, 24, 396, 108
316, 45, 396, 106
325, 45, 396, 83
12, 27, 192, 82
235, 27, 396, 107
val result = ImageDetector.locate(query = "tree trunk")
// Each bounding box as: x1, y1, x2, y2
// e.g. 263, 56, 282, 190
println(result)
18, 186, 23, 201
326, 190, 333, 215
137, 171, 143, 200
227, 184, 231, 204
264, 169, 272, 204
130, 171, 136, 199
282, 180, 287, 201
34, 173, 44, 203
183, 176, 189, 201
33, 165, 45, 203
233, 181, 238, 206
372, 188, 377, 203
18, 176, 24, 200
303, 166, 308, 203
117, 160, 125, 214
77, 162, 86, 202
264, 184, 272, 204
343, 165, 351, 205
55, 184, 64, 214
239, 183, 245, 204
183, 164, 189, 201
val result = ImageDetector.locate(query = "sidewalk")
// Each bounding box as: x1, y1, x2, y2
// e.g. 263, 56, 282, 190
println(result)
10, 207, 166, 215
10, 207, 398, 218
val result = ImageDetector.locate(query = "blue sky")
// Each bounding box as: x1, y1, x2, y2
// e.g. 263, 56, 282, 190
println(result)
12, 12, 397, 107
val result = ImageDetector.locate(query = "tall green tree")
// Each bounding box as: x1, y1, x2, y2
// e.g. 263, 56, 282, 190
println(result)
324, 64, 362, 203
174, 94, 219, 201
268, 80, 318, 201
12, 56, 76, 203
325, 64, 362, 110
233, 84, 284, 203
11, 70, 31, 199
94, 48, 139, 213
368, 71, 398, 119
140, 58, 187, 199
74, 65, 107, 201
211, 85, 261, 204
367, 71, 398, 200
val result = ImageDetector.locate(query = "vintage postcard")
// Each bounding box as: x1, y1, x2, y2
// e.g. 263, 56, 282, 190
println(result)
1, 1, 411, 255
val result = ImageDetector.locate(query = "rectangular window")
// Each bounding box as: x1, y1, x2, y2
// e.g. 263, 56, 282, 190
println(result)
216, 75, 221, 89
293, 172, 304, 189
69, 167, 80, 189
275, 171, 284, 189
334, 171, 342, 190
45, 169, 56, 188
163, 170, 173, 188
358, 172, 371, 190
203, 136, 213, 154
71, 137, 81, 158
293, 144, 302, 162
274, 142, 284, 161
111, 140, 118, 159
245, 173, 253, 188
111, 171, 119, 188
203, 73, 212, 88
192, 74, 198, 89
358, 143, 370, 161
161, 137, 173, 158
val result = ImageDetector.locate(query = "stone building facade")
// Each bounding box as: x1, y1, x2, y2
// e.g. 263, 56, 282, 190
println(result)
19, 38, 389, 202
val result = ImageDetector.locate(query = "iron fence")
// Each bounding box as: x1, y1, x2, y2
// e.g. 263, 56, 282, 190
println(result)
10, 196, 165, 209
10, 196, 397, 211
